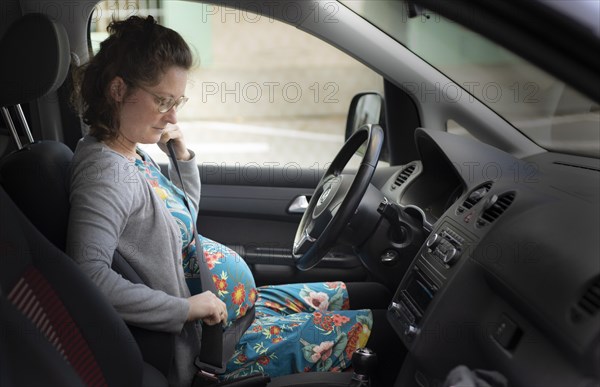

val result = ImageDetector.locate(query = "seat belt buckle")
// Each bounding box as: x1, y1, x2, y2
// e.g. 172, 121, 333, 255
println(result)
194, 357, 226, 376
192, 369, 219, 387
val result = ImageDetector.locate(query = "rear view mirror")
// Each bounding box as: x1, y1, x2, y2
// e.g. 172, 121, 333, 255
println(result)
345, 92, 387, 159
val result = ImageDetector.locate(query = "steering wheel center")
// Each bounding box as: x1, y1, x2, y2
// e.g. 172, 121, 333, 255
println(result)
313, 177, 342, 218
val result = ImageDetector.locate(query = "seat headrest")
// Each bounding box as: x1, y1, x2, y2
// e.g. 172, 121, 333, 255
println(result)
0, 13, 70, 106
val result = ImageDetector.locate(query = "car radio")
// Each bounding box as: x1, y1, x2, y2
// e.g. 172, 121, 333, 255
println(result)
389, 222, 471, 343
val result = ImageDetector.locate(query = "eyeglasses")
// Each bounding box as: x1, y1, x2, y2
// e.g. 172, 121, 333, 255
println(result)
137, 86, 189, 113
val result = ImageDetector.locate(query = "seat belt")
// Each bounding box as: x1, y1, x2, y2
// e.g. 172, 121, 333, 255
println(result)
166, 141, 254, 376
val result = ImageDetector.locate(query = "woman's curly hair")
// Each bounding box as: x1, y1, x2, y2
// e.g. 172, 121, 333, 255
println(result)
72, 15, 193, 141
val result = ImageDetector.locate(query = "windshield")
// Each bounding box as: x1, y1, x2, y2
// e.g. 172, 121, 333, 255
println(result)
341, 1, 600, 158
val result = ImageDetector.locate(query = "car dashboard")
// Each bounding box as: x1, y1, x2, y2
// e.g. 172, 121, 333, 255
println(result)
375, 128, 600, 385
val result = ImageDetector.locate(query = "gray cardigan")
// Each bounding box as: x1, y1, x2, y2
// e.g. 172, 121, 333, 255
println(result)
66, 135, 202, 387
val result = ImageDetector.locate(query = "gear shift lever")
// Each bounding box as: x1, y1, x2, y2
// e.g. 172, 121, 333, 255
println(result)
350, 347, 377, 387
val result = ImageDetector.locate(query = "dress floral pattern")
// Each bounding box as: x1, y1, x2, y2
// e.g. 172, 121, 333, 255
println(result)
225, 282, 372, 379
136, 152, 373, 379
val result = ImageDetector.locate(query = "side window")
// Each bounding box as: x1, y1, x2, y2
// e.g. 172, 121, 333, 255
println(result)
90, 1, 384, 168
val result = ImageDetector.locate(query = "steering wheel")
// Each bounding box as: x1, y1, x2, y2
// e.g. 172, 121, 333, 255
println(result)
293, 124, 384, 270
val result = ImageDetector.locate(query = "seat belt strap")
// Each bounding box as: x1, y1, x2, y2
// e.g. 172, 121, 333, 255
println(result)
167, 142, 258, 374
166, 141, 225, 372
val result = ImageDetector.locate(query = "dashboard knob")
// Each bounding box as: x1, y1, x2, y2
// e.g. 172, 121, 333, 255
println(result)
426, 233, 441, 249
442, 247, 458, 264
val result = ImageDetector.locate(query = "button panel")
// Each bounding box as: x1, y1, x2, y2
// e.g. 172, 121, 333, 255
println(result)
425, 226, 464, 266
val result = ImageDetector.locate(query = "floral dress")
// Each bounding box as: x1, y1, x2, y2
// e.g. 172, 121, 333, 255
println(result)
135, 152, 373, 379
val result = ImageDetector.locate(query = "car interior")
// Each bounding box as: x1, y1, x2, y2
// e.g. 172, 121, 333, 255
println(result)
0, 0, 599, 387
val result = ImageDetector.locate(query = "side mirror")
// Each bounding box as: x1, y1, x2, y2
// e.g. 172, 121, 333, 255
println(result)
345, 92, 387, 159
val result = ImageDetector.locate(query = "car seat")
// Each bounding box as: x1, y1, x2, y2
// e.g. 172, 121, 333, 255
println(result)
0, 185, 166, 385
0, 11, 73, 251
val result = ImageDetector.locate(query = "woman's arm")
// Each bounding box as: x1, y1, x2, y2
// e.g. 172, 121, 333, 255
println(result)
66, 156, 190, 333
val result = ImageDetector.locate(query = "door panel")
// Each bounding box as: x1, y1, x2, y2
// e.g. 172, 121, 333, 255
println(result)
196, 166, 368, 286
199, 184, 311, 221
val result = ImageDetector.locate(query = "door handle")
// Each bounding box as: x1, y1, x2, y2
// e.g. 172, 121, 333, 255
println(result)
288, 195, 310, 214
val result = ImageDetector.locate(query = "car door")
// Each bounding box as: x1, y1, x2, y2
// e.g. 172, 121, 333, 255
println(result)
89, 0, 385, 286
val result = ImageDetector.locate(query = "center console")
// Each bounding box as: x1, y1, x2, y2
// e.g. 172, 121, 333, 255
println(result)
388, 218, 475, 345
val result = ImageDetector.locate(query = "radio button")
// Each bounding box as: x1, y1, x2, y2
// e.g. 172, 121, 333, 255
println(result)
404, 325, 419, 339
426, 233, 441, 249
442, 247, 458, 264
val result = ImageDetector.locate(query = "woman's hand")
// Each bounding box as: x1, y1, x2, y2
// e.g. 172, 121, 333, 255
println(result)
157, 124, 191, 161
187, 290, 228, 325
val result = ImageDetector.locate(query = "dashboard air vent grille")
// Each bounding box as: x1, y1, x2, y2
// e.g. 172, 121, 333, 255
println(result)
478, 192, 515, 226
391, 164, 416, 190
456, 182, 493, 215
463, 182, 493, 210
578, 278, 600, 317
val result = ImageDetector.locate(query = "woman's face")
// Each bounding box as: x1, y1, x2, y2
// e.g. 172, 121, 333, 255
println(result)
116, 66, 188, 145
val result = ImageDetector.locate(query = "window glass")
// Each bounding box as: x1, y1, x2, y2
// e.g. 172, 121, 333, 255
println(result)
90, 1, 385, 168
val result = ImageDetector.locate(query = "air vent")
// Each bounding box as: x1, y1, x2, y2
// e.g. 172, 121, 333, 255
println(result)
477, 192, 515, 226
391, 164, 416, 190
456, 181, 492, 214
457, 182, 493, 214
578, 278, 600, 317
